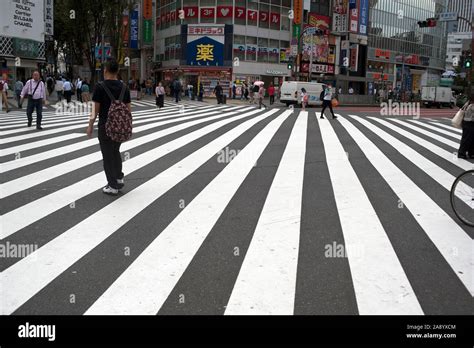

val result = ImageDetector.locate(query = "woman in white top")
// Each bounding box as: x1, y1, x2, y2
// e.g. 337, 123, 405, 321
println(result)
155, 82, 165, 109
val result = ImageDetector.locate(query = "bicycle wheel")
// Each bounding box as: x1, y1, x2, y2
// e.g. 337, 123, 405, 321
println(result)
450, 170, 474, 227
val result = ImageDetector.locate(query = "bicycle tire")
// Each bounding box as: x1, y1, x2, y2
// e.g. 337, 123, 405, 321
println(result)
450, 169, 474, 227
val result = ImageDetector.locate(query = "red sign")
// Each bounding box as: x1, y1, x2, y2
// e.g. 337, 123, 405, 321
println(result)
188, 26, 224, 35
247, 9, 258, 21
308, 13, 330, 29
201, 7, 215, 18
293, 0, 303, 24
217, 6, 233, 18
235, 6, 245, 19
122, 15, 129, 47
259, 11, 269, 23
165, 12, 170, 22
350, 0, 359, 33
270, 12, 280, 25
183, 6, 198, 18
143, 0, 152, 19
375, 48, 390, 59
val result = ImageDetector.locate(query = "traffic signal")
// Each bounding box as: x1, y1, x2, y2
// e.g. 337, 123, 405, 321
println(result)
418, 18, 436, 27
287, 62, 293, 70
466, 57, 472, 69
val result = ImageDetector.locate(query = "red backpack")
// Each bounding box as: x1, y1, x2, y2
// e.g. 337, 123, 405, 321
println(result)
101, 82, 132, 142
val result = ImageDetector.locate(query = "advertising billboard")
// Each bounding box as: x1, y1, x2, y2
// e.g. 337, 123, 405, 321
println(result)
0, 0, 45, 42
187, 25, 225, 66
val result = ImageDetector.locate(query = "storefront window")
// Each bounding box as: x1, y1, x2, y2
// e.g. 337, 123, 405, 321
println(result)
258, 37, 269, 62
247, 0, 258, 26
246, 36, 257, 61
259, 3, 270, 29
234, 35, 246, 62
216, 0, 233, 24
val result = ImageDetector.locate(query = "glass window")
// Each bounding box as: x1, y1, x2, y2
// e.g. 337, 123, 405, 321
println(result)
259, 3, 269, 29
246, 36, 257, 61
269, 6, 280, 30
247, 0, 258, 26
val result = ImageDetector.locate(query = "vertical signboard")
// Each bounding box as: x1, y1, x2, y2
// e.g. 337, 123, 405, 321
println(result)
122, 11, 129, 48
358, 0, 369, 35
293, 0, 303, 25
44, 0, 54, 39
350, 0, 359, 33
332, 0, 348, 32
143, 0, 153, 45
130, 10, 138, 49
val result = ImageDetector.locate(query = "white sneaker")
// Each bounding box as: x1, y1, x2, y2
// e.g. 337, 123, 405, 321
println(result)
102, 185, 119, 195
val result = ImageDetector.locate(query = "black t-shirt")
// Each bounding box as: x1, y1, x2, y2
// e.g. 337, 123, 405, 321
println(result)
92, 80, 131, 126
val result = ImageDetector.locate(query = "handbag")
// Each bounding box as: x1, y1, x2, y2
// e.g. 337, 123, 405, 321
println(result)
331, 98, 339, 107
452, 109, 464, 129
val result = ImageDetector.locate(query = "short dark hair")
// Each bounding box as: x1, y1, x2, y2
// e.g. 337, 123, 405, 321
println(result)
105, 59, 119, 74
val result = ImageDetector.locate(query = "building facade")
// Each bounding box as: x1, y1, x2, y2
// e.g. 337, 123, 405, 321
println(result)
0, 0, 48, 85
445, 31, 472, 70
154, 0, 292, 96
447, 0, 473, 33
367, 0, 449, 96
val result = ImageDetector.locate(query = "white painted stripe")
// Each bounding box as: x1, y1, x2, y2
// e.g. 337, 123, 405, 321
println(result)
0, 107, 252, 198
318, 114, 423, 315
85, 109, 289, 315
389, 119, 459, 149
337, 115, 474, 297
225, 112, 307, 315
0, 134, 85, 157
0, 105, 208, 137
0, 106, 237, 173
368, 117, 473, 171
428, 121, 462, 134
0, 107, 267, 238
407, 120, 461, 139
349, 115, 473, 206
0, 109, 280, 315
0, 105, 195, 132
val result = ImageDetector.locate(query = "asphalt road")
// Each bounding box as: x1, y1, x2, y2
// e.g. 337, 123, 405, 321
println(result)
0, 98, 472, 315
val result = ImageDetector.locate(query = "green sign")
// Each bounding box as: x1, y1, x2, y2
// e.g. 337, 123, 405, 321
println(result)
143, 19, 153, 45
13, 39, 39, 59
293, 24, 301, 39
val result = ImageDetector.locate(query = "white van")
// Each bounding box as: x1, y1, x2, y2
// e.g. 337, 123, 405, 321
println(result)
280, 81, 325, 107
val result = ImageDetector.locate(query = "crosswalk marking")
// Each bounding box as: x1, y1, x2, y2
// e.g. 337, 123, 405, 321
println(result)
0, 106, 259, 237
1, 108, 280, 315
338, 115, 473, 297
225, 112, 307, 315
319, 114, 423, 315
0, 104, 472, 315
0, 106, 232, 173
85, 108, 285, 315
0, 107, 251, 198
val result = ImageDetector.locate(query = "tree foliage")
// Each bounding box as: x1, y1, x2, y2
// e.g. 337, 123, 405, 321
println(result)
53, 0, 129, 84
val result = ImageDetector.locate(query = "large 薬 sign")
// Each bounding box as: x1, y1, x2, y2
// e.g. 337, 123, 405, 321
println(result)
0, 0, 45, 42
187, 25, 224, 67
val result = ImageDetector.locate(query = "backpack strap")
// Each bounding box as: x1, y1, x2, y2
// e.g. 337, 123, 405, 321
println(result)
118, 82, 126, 102
100, 81, 116, 102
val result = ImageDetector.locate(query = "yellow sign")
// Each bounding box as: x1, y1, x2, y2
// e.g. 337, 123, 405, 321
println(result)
196, 44, 214, 61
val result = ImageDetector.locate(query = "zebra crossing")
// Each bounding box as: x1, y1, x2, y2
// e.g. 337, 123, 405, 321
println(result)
0, 103, 472, 315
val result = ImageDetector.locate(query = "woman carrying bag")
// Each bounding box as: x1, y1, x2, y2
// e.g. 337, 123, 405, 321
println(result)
455, 95, 474, 159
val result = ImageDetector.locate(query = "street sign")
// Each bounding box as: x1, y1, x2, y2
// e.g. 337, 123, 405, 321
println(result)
438, 12, 457, 22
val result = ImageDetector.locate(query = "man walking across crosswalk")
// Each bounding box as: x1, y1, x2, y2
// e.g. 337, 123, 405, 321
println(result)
20, 71, 48, 129
86, 59, 132, 195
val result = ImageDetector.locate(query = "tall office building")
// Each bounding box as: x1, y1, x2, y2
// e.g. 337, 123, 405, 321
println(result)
447, 0, 473, 33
